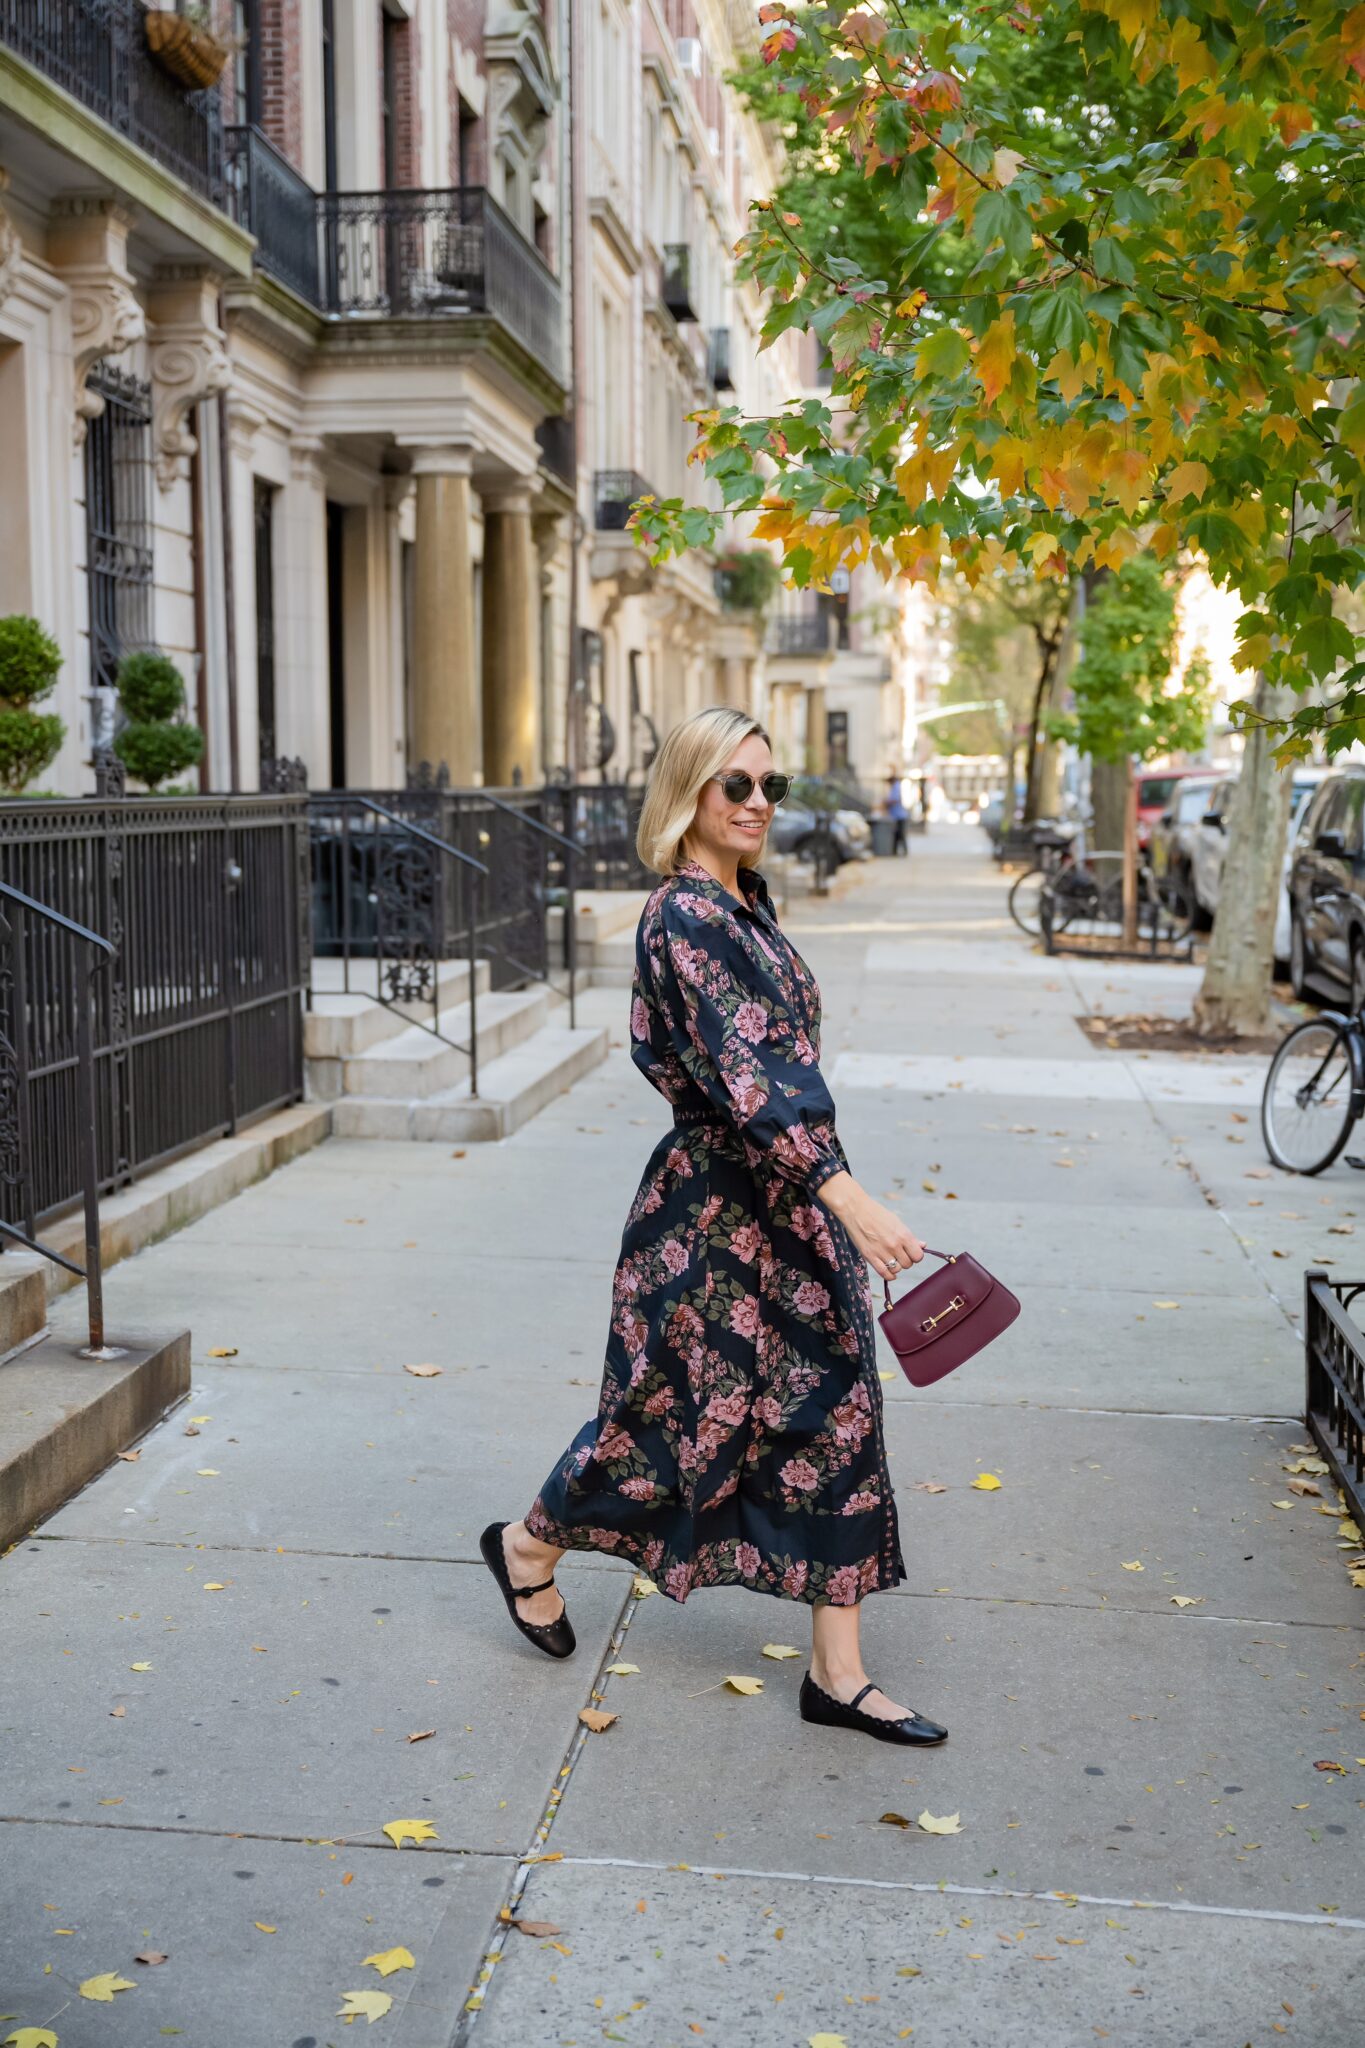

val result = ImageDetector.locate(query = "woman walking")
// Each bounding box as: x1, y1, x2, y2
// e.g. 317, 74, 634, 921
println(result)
481, 708, 946, 1747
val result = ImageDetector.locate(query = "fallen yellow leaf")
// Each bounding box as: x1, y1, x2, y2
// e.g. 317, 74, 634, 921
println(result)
761, 1644, 801, 1660
129, 1662, 153, 1672
254, 1923, 276, 1934
79, 1973, 136, 2002
724, 1675, 764, 1695
632, 1576, 658, 1598
4, 2031, 59, 2048
604, 1662, 640, 1675
336, 1990, 392, 2024
363, 1947, 415, 1977
382, 1818, 439, 1849
195, 1469, 220, 1478
1152, 1301, 1180, 1310
206, 1347, 238, 1358
1169, 1596, 1203, 1609
917, 1810, 962, 1835
406, 1729, 435, 1744
403, 1364, 442, 1378
1270, 1500, 1295, 1511
1121, 1561, 1145, 1572
971, 1473, 1002, 1492
202, 1583, 226, 1592
579, 1707, 618, 1732
809, 2035, 850, 2048
1340, 1519, 1362, 1543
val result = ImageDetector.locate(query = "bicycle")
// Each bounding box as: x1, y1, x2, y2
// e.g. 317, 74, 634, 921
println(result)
1262, 1005, 1365, 1175
1006, 827, 1080, 936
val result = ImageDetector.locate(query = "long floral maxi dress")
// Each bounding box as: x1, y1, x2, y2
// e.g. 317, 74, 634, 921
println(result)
524, 857, 907, 1607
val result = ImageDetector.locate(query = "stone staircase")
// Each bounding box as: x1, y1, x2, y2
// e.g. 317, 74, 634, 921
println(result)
305, 958, 608, 1141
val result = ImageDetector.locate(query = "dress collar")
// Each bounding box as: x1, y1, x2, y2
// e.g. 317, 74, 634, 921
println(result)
674, 856, 774, 920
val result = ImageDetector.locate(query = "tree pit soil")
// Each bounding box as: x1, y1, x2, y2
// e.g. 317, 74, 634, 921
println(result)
1077, 1008, 1296, 1058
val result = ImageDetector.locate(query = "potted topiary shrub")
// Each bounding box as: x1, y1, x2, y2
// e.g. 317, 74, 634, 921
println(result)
0, 614, 66, 796
714, 547, 782, 615
113, 651, 205, 793
143, 4, 234, 90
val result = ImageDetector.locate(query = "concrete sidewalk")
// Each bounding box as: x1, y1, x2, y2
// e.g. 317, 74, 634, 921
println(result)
2, 831, 1362, 2048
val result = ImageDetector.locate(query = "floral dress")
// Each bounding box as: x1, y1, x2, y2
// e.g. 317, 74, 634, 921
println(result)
524, 858, 907, 1607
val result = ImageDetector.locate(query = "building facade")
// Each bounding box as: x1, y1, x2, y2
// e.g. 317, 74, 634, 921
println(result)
0, 0, 905, 799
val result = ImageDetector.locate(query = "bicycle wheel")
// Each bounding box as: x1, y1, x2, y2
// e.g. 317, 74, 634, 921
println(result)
1261, 1018, 1359, 1175
1008, 866, 1048, 936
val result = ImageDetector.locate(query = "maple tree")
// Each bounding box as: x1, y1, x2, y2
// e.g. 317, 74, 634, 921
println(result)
639, 0, 1365, 753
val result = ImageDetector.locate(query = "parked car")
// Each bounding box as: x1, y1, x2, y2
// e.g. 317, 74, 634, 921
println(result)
1287, 770, 1365, 1003
1194, 769, 1330, 952
766, 799, 870, 867
1148, 773, 1220, 920
1135, 769, 1205, 850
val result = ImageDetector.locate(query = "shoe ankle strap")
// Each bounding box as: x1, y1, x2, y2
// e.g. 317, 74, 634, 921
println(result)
850, 1680, 876, 1710
514, 1576, 556, 1598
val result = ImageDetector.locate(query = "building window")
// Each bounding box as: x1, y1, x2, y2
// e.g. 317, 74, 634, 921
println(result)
83, 361, 154, 737
234, 0, 262, 126
253, 479, 277, 766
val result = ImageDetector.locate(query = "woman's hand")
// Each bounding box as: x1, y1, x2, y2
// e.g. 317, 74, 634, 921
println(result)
817, 1173, 926, 1283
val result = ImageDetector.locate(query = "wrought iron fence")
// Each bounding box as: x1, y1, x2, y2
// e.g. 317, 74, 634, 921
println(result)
0, 793, 308, 1226
543, 784, 651, 890
767, 614, 835, 656
1304, 1271, 1365, 1527
594, 470, 654, 532
661, 243, 696, 322
316, 187, 562, 369
308, 783, 555, 994
224, 122, 320, 305
0, 0, 225, 204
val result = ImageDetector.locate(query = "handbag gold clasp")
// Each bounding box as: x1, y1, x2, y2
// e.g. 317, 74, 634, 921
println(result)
920, 1294, 966, 1334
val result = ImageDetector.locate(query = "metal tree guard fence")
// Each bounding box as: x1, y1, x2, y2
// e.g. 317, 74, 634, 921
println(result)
0, 792, 309, 1227
1304, 1270, 1365, 1528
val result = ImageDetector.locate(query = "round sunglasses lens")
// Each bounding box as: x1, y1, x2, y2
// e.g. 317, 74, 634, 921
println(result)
722, 773, 755, 802
763, 776, 791, 805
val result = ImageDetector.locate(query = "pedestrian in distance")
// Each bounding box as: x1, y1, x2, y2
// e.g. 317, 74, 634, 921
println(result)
482, 706, 948, 1747
885, 774, 911, 857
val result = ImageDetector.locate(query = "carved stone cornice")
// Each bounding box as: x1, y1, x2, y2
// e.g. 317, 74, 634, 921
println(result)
147, 269, 232, 490
49, 197, 145, 444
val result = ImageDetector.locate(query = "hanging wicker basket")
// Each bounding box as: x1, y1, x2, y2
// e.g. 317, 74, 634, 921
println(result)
144, 10, 232, 90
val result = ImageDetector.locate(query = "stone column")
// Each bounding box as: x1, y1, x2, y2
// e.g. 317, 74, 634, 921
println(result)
805, 683, 829, 773
480, 483, 539, 788
410, 446, 478, 782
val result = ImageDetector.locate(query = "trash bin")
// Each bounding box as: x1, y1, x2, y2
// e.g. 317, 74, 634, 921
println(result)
870, 817, 895, 857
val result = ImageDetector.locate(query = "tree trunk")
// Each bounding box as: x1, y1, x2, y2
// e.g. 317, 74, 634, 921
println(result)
1190, 674, 1297, 1039
1022, 625, 1065, 823
1089, 756, 1128, 862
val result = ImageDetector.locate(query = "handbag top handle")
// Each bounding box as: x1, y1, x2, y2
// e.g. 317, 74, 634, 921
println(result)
882, 1249, 954, 1311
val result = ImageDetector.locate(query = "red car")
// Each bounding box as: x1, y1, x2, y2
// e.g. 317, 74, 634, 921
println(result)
1135, 770, 1203, 849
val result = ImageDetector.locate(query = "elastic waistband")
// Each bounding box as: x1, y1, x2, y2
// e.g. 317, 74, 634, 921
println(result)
671, 1107, 728, 1129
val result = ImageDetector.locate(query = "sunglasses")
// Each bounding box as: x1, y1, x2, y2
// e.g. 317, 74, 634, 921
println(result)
708, 771, 791, 807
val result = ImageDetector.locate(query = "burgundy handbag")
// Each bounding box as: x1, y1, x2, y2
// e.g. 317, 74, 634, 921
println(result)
877, 1247, 1021, 1388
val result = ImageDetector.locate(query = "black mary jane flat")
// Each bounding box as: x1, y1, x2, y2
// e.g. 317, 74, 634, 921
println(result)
799, 1669, 948, 1746
479, 1521, 576, 1660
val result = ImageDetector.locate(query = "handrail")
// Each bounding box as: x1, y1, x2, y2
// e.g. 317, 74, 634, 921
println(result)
472, 791, 579, 1030
341, 797, 490, 876
0, 879, 116, 956
308, 794, 489, 1094
0, 880, 120, 1357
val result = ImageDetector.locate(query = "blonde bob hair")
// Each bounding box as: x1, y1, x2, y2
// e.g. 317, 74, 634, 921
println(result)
636, 706, 772, 878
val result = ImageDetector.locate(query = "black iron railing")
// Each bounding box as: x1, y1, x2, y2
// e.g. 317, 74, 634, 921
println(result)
306, 794, 486, 1083
0, 880, 118, 1357
317, 186, 562, 368
224, 122, 320, 305
537, 412, 576, 486
594, 470, 655, 532
662, 243, 697, 322
84, 360, 154, 696
543, 783, 651, 891
708, 326, 733, 390
0, 0, 225, 206
768, 615, 835, 655
1305, 1271, 1365, 1527
0, 793, 308, 1226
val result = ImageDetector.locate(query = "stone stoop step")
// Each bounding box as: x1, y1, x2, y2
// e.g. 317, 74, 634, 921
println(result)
0, 1320, 191, 1551
304, 957, 492, 1062
307, 986, 553, 1102
330, 1022, 609, 1142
